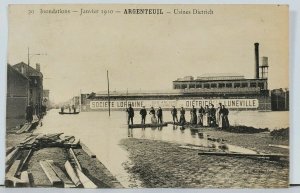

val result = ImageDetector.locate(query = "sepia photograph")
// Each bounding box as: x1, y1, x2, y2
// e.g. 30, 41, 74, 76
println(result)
5, 4, 289, 188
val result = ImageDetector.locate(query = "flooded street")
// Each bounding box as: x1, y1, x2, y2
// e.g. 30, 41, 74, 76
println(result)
34, 109, 288, 187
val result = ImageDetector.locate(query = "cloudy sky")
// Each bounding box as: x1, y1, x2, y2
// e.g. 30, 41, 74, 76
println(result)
8, 4, 289, 103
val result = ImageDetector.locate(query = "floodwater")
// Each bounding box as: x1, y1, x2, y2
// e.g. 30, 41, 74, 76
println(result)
34, 109, 288, 187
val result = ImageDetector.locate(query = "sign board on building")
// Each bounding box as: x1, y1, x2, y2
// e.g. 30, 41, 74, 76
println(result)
90, 99, 259, 109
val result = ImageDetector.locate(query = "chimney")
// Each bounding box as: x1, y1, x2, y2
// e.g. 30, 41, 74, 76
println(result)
36, 63, 40, 72
254, 43, 259, 79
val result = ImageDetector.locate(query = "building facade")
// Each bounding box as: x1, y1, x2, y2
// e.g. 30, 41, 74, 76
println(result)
12, 62, 44, 116
6, 64, 29, 128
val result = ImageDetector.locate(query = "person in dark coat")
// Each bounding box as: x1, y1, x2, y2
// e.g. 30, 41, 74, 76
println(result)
149, 107, 157, 124
157, 107, 163, 124
197, 106, 205, 126
35, 103, 39, 118
61, 106, 64, 113
26, 104, 34, 123
171, 106, 178, 124
179, 107, 186, 125
220, 105, 230, 129
211, 104, 216, 127
190, 105, 197, 124
126, 104, 134, 125
139, 106, 147, 124
208, 104, 216, 127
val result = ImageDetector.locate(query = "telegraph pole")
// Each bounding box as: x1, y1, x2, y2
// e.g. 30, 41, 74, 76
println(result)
107, 70, 111, 116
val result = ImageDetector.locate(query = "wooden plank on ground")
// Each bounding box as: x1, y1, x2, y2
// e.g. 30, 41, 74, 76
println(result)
76, 168, 97, 188
15, 171, 30, 187
269, 144, 289, 149
17, 149, 33, 176
80, 143, 96, 158
16, 123, 31, 134
6, 160, 22, 178
6, 146, 15, 156
6, 147, 20, 170
128, 123, 168, 128
5, 176, 23, 187
69, 148, 82, 171
198, 152, 288, 160
46, 160, 75, 188
39, 160, 63, 187
64, 160, 81, 187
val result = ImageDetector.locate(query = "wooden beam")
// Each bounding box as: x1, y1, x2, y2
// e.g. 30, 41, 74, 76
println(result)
46, 160, 75, 188
6, 146, 15, 156
15, 171, 30, 187
128, 123, 168, 128
198, 152, 288, 160
76, 168, 97, 188
64, 160, 81, 187
69, 148, 82, 171
6, 147, 20, 171
5, 176, 23, 187
17, 149, 33, 176
40, 160, 63, 187
6, 160, 22, 178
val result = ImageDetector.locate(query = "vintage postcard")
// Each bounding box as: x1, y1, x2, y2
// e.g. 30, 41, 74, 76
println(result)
6, 4, 289, 188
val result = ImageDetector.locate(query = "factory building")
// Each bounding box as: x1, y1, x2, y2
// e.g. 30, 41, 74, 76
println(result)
82, 43, 275, 111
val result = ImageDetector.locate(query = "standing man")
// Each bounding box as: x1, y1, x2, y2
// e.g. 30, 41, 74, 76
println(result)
126, 104, 134, 125
171, 106, 178, 124
179, 107, 186, 125
157, 107, 163, 124
209, 104, 216, 127
26, 103, 34, 123
216, 103, 222, 127
198, 105, 205, 126
190, 105, 197, 124
139, 106, 147, 124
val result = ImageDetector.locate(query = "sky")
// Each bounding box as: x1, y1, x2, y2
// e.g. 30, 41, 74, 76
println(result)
7, 4, 289, 103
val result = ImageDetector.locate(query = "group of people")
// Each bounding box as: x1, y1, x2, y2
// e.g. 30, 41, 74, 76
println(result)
60, 105, 77, 113
126, 104, 163, 125
26, 102, 47, 123
126, 103, 230, 129
171, 103, 230, 129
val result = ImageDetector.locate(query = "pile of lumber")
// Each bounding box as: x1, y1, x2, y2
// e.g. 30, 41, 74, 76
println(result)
6, 132, 99, 188
5, 149, 32, 187
17, 133, 80, 150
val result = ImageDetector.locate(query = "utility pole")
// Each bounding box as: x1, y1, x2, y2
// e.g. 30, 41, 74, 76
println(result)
107, 70, 111, 116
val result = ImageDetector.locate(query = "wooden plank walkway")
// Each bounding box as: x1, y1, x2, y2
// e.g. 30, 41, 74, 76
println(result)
128, 123, 168, 128
198, 152, 288, 161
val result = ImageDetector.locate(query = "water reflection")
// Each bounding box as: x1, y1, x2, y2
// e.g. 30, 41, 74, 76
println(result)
35, 109, 287, 187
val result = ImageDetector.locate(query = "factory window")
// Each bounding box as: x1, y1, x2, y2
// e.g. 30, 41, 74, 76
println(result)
226, 83, 232, 88
218, 83, 225, 88
196, 84, 202, 88
204, 84, 210, 89
174, 85, 180, 89
181, 84, 187, 89
234, 83, 241, 88
250, 82, 257, 87
241, 82, 248, 88
211, 83, 217, 88
258, 82, 265, 89
189, 84, 196, 88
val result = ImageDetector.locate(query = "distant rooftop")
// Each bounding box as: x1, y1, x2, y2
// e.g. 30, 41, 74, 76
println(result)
176, 73, 245, 81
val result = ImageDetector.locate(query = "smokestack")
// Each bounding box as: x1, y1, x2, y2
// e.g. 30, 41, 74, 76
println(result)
254, 43, 259, 79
